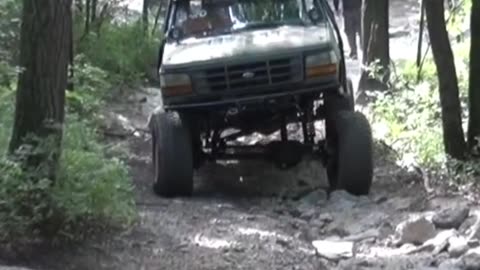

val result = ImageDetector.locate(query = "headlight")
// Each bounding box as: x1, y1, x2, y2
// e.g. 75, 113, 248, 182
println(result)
305, 51, 338, 79
160, 73, 193, 96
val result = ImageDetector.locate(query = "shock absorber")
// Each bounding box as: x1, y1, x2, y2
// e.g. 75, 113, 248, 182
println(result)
301, 102, 315, 145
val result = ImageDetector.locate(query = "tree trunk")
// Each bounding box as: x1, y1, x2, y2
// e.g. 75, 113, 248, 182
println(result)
91, 0, 98, 23
85, 0, 91, 34
425, 0, 466, 159
143, 0, 150, 35
358, 0, 390, 91
75, 0, 83, 13
9, 0, 72, 179
151, 1, 164, 36
468, 0, 480, 153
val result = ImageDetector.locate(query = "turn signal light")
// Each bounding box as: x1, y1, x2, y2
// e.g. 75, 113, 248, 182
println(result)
162, 85, 193, 96
306, 64, 337, 79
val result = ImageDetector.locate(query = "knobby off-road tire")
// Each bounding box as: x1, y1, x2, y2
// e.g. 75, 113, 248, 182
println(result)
324, 78, 355, 187
326, 78, 355, 112
150, 111, 194, 197
326, 111, 373, 195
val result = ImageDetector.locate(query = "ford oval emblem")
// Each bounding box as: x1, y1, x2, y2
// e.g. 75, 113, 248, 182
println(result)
242, 71, 255, 79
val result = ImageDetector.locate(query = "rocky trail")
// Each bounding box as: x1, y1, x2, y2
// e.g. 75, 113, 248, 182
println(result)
3, 1, 480, 269
4, 84, 480, 270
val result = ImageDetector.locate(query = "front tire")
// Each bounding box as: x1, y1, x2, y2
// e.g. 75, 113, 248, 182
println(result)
149, 111, 194, 197
326, 111, 373, 196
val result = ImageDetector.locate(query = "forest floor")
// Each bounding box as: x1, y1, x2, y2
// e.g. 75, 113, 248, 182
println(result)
3, 1, 480, 270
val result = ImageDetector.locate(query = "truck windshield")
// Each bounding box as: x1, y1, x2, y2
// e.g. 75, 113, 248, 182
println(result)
171, 0, 325, 39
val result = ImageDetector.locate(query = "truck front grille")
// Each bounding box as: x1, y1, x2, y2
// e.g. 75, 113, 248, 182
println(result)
197, 56, 302, 92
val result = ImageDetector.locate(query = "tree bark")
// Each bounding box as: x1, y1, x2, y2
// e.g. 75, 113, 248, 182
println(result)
468, 0, 480, 153
425, 0, 466, 159
358, 0, 390, 92
85, 0, 91, 34
143, 0, 150, 35
151, 0, 164, 36
9, 0, 72, 179
91, 0, 98, 23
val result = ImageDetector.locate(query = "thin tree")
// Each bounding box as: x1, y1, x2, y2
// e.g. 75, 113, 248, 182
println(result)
9, 0, 72, 179
85, 0, 91, 34
91, 0, 98, 23
143, 0, 150, 35
151, 0, 165, 36
425, 0, 466, 159
358, 0, 390, 92
468, 0, 480, 153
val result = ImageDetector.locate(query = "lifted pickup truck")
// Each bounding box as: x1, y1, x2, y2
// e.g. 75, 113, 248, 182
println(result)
150, 0, 373, 197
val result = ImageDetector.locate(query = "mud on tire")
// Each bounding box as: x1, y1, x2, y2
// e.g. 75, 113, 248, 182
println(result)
149, 111, 194, 197
326, 111, 373, 196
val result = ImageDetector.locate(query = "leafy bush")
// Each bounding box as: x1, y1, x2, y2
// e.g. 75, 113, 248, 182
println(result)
0, 114, 136, 242
66, 55, 112, 118
0, 0, 21, 63
0, 62, 17, 153
369, 39, 470, 172
53, 115, 136, 235
0, 0, 141, 244
0, 61, 135, 243
77, 21, 158, 84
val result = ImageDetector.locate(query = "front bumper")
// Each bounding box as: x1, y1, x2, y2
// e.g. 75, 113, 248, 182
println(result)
163, 77, 340, 110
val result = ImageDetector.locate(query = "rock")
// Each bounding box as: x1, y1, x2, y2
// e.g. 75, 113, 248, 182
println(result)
460, 215, 478, 235
467, 246, 480, 255
325, 210, 387, 237
312, 239, 354, 260
462, 252, 480, 270
437, 259, 463, 270
329, 190, 370, 208
335, 259, 377, 270
394, 216, 437, 245
299, 208, 317, 221
433, 206, 470, 229
317, 213, 334, 223
301, 189, 328, 205
399, 243, 418, 253
276, 238, 291, 248
385, 197, 414, 211
449, 236, 469, 258
466, 211, 480, 240
469, 239, 480, 248
343, 229, 380, 242
421, 229, 457, 254
405, 229, 456, 255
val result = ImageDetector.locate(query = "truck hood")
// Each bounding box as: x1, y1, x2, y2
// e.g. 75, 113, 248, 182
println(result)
162, 25, 333, 67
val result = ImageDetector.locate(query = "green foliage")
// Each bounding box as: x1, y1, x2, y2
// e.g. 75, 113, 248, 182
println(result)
77, 21, 158, 84
0, 0, 21, 63
370, 40, 470, 171
0, 0, 143, 244
0, 60, 135, 243
0, 62, 17, 153
53, 115, 136, 234
0, 113, 136, 242
67, 55, 112, 118
446, 0, 471, 39
371, 82, 446, 168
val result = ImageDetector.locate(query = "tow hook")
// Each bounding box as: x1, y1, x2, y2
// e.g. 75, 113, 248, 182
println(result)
227, 107, 239, 116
